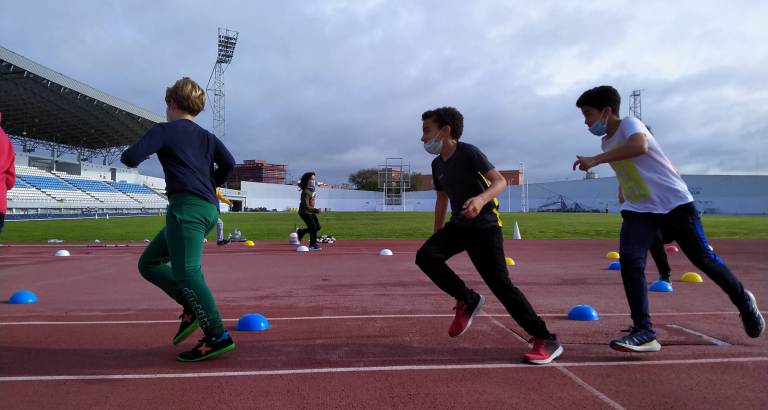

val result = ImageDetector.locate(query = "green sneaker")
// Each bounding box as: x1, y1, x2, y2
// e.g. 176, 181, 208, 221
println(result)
172, 310, 199, 345
177, 332, 236, 362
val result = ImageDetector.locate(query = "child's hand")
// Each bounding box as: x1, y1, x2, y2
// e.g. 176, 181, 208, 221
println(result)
461, 196, 484, 219
573, 155, 598, 171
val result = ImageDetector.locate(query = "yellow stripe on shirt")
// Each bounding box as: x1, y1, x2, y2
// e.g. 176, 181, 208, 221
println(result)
479, 172, 503, 227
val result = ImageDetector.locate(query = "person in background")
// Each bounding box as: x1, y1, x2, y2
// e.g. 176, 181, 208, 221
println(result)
296, 172, 322, 251
216, 188, 233, 246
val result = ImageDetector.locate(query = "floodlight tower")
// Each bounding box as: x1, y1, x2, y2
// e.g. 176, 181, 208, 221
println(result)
206, 28, 239, 139
629, 89, 643, 120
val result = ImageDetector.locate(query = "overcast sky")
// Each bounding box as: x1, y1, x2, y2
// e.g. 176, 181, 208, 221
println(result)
2, 0, 767, 184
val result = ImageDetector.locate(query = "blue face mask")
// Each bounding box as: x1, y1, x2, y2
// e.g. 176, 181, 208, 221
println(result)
308, 180, 316, 190
423, 129, 444, 155
588, 111, 608, 136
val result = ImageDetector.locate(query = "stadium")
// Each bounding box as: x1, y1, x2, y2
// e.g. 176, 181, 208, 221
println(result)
1, 12, 767, 409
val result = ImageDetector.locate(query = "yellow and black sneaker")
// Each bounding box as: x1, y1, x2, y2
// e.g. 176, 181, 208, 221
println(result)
609, 326, 661, 352
177, 331, 236, 362
172, 310, 199, 345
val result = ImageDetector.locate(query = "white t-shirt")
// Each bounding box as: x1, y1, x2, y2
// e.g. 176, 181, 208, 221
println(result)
601, 116, 693, 213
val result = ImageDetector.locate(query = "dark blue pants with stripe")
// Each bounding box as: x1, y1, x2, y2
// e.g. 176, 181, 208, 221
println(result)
620, 202, 747, 332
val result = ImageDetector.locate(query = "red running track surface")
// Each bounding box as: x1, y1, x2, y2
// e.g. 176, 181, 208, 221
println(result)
1, 239, 767, 409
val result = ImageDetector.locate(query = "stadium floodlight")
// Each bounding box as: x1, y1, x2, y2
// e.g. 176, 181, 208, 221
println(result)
207, 28, 239, 139
217, 33, 238, 63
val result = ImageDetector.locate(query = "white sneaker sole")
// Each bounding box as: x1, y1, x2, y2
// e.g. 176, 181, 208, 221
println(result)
526, 345, 564, 365
452, 294, 485, 338
610, 339, 662, 353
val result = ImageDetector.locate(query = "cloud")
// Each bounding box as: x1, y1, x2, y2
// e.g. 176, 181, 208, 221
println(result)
2, 0, 766, 183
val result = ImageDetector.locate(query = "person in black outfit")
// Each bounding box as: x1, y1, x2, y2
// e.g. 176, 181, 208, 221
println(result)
415, 107, 562, 365
296, 172, 322, 251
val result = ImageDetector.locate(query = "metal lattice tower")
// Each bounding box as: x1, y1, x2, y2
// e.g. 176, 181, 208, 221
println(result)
206, 28, 239, 139
629, 89, 643, 120
378, 158, 411, 211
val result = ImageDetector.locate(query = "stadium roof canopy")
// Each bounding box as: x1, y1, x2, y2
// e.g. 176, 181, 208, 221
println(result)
0, 45, 164, 152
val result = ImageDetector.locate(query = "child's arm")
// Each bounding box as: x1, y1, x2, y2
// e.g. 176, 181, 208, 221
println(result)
216, 189, 233, 206
212, 138, 235, 187
434, 191, 449, 232
573, 133, 648, 172
1, 137, 15, 190
121, 126, 164, 168
461, 168, 506, 219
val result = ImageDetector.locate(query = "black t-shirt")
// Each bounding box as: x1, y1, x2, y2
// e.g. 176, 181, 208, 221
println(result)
431, 142, 501, 228
120, 119, 235, 205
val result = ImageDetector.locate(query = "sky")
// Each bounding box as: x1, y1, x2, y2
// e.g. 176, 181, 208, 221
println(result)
2, 0, 767, 184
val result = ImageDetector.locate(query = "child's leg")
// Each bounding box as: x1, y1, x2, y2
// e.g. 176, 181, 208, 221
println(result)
664, 203, 746, 307
166, 197, 225, 337
648, 232, 671, 281
216, 218, 224, 242
138, 227, 186, 306
297, 213, 312, 241
415, 223, 473, 302
308, 214, 321, 246
466, 226, 553, 340
619, 210, 662, 332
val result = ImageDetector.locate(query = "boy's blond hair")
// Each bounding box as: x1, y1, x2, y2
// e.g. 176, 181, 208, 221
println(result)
165, 77, 206, 116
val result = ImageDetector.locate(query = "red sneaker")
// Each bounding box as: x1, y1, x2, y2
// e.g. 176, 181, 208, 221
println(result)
524, 338, 563, 364
448, 294, 485, 337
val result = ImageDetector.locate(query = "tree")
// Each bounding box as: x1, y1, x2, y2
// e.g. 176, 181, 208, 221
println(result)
407, 172, 423, 191
348, 168, 380, 191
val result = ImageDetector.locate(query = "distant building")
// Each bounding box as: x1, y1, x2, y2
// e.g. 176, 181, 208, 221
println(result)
499, 170, 523, 185
227, 160, 287, 185
414, 174, 434, 191
320, 183, 356, 190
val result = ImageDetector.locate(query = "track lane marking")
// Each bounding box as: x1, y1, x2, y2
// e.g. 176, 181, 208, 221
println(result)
556, 366, 625, 410
1, 357, 766, 382
666, 324, 731, 346
1, 311, 761, 326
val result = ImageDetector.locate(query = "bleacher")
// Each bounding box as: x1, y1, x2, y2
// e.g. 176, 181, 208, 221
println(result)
6, 177, 58, 204
108, 181, 167, 206
59, 175, 138, 206
8, 165, 168, 210
16, 166, 100, 205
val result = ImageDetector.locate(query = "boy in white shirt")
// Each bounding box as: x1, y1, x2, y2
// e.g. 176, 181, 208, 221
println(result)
573, 85, 764, 352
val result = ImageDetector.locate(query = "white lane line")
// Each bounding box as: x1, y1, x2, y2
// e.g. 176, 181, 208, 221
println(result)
0, 311, 761, 326
484, 315, 529, 345
1, 357, 766, 382
666, 324, 731, 347
556, 366, 625, 410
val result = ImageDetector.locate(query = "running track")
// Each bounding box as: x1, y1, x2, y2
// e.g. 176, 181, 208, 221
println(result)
1, 239, 767, 409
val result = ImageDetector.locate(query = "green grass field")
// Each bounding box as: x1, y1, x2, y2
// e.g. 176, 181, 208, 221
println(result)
2, 212, 767, 243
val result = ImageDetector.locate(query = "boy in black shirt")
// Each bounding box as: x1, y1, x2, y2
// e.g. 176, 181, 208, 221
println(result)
415, 107, 562, 364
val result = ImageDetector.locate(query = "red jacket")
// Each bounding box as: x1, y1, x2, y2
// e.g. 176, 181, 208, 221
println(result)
0, 113, 16, 215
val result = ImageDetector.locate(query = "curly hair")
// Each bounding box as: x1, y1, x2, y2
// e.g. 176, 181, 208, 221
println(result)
421, 107, 464, 140
298, 172, 316, 190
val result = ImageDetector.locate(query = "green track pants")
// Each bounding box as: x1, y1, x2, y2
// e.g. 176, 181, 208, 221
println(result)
138, 192, 225, 337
